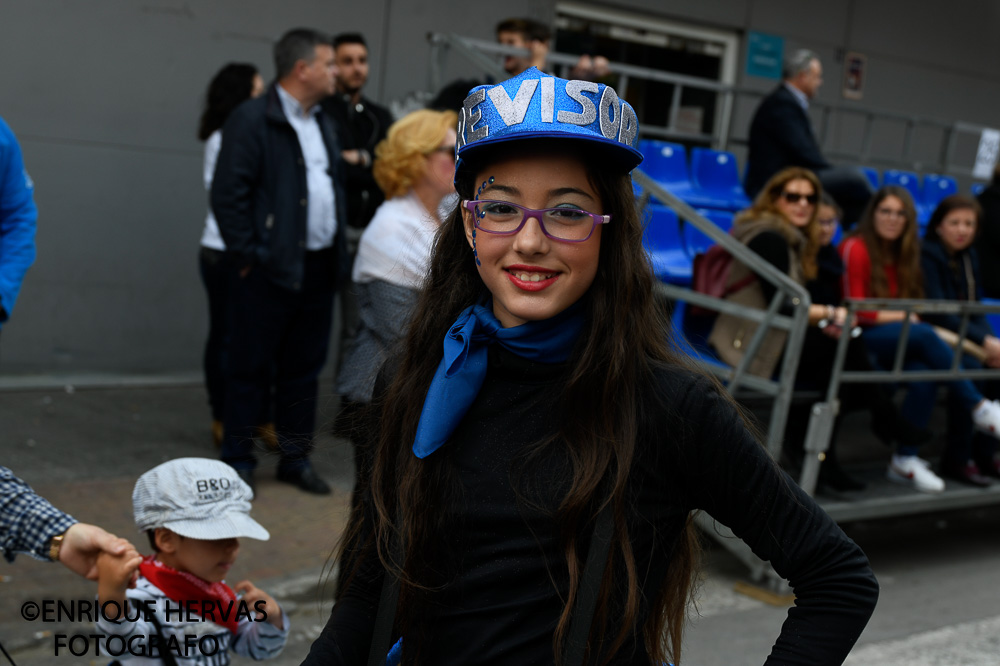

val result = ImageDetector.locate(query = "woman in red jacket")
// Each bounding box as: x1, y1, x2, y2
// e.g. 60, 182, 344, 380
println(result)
840, 186, 1000, 493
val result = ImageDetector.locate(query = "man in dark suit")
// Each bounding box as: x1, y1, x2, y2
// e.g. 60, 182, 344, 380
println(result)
744, 49, 872, 226
212, 28, 348, 495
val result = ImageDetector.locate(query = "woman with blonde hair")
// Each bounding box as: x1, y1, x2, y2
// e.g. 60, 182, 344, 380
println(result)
335, 109, 458, 450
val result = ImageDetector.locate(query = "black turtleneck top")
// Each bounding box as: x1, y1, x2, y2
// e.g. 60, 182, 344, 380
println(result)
304, 346, 879, 665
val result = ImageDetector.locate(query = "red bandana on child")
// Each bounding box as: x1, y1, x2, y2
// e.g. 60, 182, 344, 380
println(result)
139, 555, 239, 635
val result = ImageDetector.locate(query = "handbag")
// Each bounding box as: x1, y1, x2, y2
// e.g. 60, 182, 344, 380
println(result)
690, 245, 757, 317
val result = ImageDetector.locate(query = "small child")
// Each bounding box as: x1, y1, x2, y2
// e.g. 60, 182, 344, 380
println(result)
96, 458, 289, 664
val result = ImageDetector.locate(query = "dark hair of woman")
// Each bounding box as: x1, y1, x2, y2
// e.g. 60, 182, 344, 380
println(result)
849, 185, 924, 298
820, 191, 843, 219
924, 193, 983, 245
197, 63, 259, 141
740, 166, 823, 280
337, 139, 703, 665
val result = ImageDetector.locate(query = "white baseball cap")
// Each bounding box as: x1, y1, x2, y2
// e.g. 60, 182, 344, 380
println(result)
133, 458, 269, 541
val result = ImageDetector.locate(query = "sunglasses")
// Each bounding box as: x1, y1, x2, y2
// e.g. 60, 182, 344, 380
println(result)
781, 191, 819, 205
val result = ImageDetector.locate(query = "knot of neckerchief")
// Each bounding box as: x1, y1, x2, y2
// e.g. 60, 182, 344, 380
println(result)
412, 300, 584, 458
138, 555, 239, 635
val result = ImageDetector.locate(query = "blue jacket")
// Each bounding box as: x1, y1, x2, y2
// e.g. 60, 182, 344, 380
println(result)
211, 85, 348, 291
0, 117, 38, 326
920, 238, 992, 345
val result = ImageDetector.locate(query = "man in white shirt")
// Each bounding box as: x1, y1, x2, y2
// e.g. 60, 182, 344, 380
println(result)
211, 28, 347, 495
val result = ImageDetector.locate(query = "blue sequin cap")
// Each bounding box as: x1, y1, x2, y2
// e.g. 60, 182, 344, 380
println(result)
455, 67, 643, 180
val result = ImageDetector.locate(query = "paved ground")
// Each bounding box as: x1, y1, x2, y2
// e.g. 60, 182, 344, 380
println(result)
3, 380, 1000, 665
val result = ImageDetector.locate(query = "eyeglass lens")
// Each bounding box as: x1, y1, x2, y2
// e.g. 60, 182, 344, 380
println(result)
472, 200, 599, 241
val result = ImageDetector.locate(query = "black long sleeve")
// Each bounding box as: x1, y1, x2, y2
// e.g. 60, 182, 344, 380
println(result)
305, 352, 878, 665
921, 242, 992, 345
748, 230, 792, 306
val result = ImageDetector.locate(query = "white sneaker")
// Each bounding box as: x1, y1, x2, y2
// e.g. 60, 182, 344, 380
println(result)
887, 454, 945, 493
972, 399, 1000, 439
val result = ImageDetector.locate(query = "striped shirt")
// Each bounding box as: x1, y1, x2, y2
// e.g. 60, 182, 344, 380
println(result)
96, 575, 290, 665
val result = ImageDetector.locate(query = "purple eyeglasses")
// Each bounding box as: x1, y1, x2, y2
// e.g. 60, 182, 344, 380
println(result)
462, 199, 611, 242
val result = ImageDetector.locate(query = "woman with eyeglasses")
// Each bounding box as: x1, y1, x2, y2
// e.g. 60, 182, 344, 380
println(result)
711, 169, 922, 491
919, 195, 1000, 485
334, 109, 458, 454
841, 186, 1000, 493
305, 70, 877, 666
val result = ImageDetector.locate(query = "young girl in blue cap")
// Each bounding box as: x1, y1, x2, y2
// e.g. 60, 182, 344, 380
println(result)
305, 68, 878, 666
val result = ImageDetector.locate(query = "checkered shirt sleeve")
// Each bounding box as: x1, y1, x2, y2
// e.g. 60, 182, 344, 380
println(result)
0, 466, 77, 562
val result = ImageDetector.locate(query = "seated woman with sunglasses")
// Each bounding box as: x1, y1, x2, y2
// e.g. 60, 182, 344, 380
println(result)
710, 168, 922, 491
841, 186, 1000, 493
304, 70, 877, 666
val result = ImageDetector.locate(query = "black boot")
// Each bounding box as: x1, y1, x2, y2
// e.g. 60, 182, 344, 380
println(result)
868, 387, 932, 447
818, 444, 866, 492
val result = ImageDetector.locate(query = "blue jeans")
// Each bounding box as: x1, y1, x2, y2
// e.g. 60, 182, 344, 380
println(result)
862, 322, 984, 456
944, 355, 1000, 468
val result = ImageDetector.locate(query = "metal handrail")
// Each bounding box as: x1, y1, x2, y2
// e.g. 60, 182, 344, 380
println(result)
428, 32, 987, 178
794, 298, 1000, 498
633, 169, 812, 459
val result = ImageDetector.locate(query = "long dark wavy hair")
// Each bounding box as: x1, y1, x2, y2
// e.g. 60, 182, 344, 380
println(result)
197, 63, 259, 141
849, 185, 924, 298
337, 139, 704, 665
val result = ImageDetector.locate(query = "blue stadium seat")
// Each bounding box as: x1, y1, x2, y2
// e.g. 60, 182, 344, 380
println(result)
861, 167, 880, 190
685, 209, 734, 256
668, 299, 724, 366
638, 139, 694, 199
689, 148, 751, 211
921, 174, 957, 216
642, 204, 692, 285
972, 183, 986, 196
883, 170, 922, 202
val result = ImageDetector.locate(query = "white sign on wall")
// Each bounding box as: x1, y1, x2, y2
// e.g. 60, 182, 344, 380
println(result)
973, 128, 1000, 180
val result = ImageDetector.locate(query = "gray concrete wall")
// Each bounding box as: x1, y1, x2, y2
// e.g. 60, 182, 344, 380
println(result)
0, 0, 541, 376
2, 0, 999, 375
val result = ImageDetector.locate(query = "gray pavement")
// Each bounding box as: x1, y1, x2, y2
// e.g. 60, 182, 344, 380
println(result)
3, 381, 1000, 664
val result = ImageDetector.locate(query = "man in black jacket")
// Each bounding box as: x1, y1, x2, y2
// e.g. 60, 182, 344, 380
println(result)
322, 33, 392, 234
211, 28, 348, 495
744, 49, 872, 226
320, 33, 393, 353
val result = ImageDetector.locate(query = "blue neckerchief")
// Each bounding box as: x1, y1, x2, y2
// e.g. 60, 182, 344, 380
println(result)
412, 300, 584, 458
